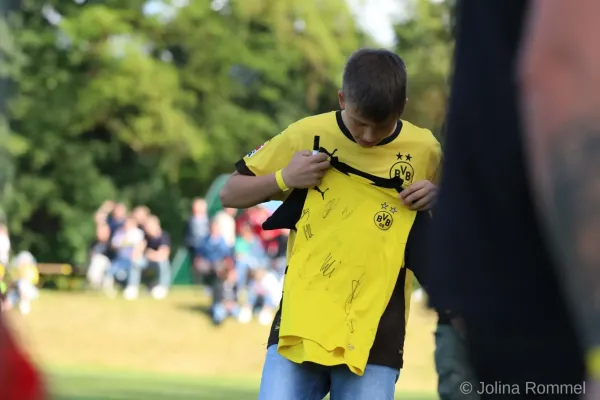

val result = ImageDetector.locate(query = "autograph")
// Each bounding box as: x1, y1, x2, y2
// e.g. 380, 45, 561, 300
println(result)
320, 253, 337, 278
345, 273, 365, 315
322, 199, 339, 219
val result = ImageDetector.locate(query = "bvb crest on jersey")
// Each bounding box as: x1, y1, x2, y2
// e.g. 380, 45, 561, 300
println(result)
389, 153, 415, 185
373, 202, 396, 231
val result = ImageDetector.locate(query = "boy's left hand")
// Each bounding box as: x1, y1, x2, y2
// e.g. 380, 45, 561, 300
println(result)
399, 180, 438, 211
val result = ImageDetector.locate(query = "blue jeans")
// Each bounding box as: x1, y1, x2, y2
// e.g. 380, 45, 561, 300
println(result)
259, 345, 400, 400
127, 258, 171, 288
107, 256, 132, 282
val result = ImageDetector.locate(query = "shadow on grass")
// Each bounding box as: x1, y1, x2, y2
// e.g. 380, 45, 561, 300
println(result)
176, 303, 213, 318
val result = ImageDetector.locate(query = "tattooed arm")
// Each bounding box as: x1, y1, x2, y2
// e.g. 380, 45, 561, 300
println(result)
519, 0, 600, 381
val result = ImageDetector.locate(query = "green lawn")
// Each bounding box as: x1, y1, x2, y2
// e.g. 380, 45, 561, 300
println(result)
49, 369, 435, 399
5, 289, 438, 400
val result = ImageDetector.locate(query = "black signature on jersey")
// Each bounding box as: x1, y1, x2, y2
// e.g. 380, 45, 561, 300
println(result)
345, 273, 365, 315
320, 253, 336, 278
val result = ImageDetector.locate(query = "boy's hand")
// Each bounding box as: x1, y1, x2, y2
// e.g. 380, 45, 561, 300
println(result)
399, 180, 438, 211
282, 151, 330, 189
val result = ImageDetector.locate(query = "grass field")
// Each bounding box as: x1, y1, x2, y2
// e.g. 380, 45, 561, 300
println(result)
5, 289, 439, 399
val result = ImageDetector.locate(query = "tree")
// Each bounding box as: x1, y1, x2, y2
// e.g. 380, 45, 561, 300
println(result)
0, 0, 365, 263
394, 0, 454, 136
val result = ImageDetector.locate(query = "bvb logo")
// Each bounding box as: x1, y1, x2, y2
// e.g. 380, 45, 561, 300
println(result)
374, 202, 396, 231
389, 153, 415, 184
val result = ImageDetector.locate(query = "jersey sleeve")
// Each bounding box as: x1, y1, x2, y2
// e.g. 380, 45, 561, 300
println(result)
235, 123, 301, 177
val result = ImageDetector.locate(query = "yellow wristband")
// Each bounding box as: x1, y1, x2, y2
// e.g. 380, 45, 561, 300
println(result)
275, 169, 289, 191
587, 347, 600, 380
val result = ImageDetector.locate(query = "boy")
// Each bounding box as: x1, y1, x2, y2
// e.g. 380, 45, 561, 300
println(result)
220, 48, 441, 399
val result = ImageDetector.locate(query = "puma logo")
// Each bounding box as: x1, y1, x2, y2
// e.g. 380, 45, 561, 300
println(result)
313, 186, 329, 200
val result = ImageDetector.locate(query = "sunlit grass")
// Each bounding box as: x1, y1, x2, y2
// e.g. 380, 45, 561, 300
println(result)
5, 289, 438, 399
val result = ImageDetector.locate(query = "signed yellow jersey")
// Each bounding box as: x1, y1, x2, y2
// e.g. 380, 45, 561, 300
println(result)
236, 111, 441, 375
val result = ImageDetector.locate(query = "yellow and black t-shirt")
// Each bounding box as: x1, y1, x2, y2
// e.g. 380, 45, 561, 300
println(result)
236, 111, 441, 375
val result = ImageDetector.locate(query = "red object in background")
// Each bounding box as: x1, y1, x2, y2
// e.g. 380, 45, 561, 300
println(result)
0, 319, 45, 400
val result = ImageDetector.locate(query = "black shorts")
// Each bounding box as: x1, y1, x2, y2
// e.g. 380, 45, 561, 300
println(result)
464, 315, 585, 399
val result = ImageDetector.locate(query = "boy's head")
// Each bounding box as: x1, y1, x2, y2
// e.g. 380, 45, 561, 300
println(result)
339, 48, 408, 147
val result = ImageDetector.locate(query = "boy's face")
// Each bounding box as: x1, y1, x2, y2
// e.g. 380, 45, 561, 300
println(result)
338, 90, 401, 148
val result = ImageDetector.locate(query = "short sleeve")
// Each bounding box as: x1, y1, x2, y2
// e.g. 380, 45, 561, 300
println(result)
235, 123, 300, 177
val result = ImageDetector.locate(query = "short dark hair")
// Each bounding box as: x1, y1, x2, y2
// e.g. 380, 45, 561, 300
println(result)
342, 48, 407, 122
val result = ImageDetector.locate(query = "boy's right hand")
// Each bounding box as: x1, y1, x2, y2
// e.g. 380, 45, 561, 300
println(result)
282, 151, 330, 189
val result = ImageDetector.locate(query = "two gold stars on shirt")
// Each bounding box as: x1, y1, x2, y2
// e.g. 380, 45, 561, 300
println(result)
381, 202, 397, 214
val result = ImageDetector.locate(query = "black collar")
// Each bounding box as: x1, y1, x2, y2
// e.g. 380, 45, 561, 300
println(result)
335, 110, 402, 146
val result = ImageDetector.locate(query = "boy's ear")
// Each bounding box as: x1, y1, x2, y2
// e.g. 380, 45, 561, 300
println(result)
337, 90, 345, 109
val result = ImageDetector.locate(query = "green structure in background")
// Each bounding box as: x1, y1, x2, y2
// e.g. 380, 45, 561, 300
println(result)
171, 174, 230, 286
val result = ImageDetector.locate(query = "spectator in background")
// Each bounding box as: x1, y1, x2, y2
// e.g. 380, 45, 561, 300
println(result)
131, 206, 150, 230
185, 198, 210, 255
124, 215, 171, 300
236, 222, 268, 323
103, 217, 145, 298
6, 251, 39, 315
245, 266, 282, 326
193, 220, 231, 287
87, 219, 112, 290
211, 260, 238, 326
0, 223, 10, 267
107, 203, 128, 236
213, 207, 236, 253
270, 229, 288, 280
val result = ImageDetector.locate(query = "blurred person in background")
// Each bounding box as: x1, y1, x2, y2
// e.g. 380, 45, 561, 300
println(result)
268, 229, 288, 280
185, 198, 210, 257
213, 207, 236, 253
211, 258, 238, 326
124, 215, 171, 300
429, 0, 593, 397
108, 202, 128, 235
236, 222, 268, 323
193, 219, 230, 288
6, 251, 39, 315
519, 0, 600, 396
245, 266, 282, 326
0, 318, 46, 399
87, 215, 112, 290
103, 217, 145, 298
131, 206, 151, 230
0, 223, 10, 267
0, 265, 7, 312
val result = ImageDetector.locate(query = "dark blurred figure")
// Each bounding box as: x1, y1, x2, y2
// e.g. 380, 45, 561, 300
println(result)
429, 0, 584, 397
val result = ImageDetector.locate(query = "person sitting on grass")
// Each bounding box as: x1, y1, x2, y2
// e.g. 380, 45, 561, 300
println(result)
6, 251, 39, 315
211, 258, 238, 326
103, 217, 145, 298
193, 219, 231, 290
123, 215, 171, 300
